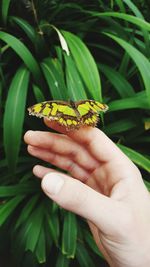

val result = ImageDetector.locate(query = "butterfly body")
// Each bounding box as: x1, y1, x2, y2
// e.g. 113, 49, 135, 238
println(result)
28, 100, 108, 130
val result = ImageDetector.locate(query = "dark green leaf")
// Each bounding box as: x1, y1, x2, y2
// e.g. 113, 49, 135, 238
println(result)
0, 31, 43, 85
3, 66, 30, 173
62, 212, 77, 258
56, 253, 70, 267
1, 0, 11, 24
118, 144, 150, 172
76, 242, 95, 267
0, 196, 24, 226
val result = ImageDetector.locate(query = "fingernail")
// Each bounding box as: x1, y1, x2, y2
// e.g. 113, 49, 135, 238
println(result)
42, 173, 64, 195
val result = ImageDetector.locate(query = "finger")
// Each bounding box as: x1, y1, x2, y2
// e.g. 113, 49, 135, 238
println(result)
28, 146, 91, 182
24, 130, 98, 171
44, 119, 129, 163
41, 171, 125, 235
33, 165, 100, 192
33, 165, 55, 178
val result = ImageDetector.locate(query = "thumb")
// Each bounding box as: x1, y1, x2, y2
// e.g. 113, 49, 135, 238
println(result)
41, 172, 121, 233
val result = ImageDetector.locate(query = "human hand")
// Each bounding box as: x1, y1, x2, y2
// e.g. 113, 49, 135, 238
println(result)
24, 121, 150, 267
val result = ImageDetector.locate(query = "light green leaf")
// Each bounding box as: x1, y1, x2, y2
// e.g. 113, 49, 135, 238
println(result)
41, 58, 68, 100
64, 53, 87, 100
62, 31, 102, 101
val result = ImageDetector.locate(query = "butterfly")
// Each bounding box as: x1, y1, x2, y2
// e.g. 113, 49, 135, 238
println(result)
28, 100, 108, 130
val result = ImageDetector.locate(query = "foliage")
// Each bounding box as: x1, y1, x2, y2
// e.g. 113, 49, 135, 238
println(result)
0, 0, 150, 266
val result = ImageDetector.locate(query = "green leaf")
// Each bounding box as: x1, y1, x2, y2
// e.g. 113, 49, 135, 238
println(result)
144, 180, 150, 191
56, 253, 70, 267
118, 144, 150, 172
1, 0, 11, 24
25, 204, 44, 253
35, 227, 46, 263
83, 229, 103, 258
76, 242, 95, 267
0, 196, 24, 226
109, 92, 150, 111
62, 212, 77, 258
92, 12, 150, 31
0, 183, 39, 197
99, 64, 135, 98
15, 195, 39, 229
3, 66, 30, 173
32, 84, 45, 103
104, 33, 150, 105
10, 16, 36, 44
64, 53, 87, 100
0, 31, 43, 85
41, 58, 68, 100
46, 210, 60, 246
62, 31, 102, 101
105, 118, 137, 135
10, 16, 48, 57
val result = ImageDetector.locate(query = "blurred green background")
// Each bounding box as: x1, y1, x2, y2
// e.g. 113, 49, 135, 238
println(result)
0, 0, 150, 266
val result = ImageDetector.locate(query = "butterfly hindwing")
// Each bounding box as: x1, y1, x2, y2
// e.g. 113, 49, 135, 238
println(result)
28, 100, 108, 130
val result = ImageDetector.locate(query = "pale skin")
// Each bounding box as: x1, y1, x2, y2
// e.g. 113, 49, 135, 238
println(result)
24, 119, 150, 267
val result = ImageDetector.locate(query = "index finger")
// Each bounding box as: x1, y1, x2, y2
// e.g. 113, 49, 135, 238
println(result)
44, 119, 129, 163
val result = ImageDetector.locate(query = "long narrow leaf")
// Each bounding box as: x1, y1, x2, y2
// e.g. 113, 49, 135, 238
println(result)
62, 31, 102, 101
104, 33, 150, 104
118, 144, 150, 172
0, 183, 39, 197
64, 54, 87, 100
0, 196, 24, 226
76, 242, 96, 267
62, 212, 77, 258
1, 0, 11, 24
41, 58, 68, 100
0, 31, 43, 85
25, 204, 44, 252
35, 227, 46, 263
99, 64, 135, 97
56, 253, 70, 267
90, 12, 150, 31
3, 66, 30, 173
109, 93, 150, 111
105, 118, 137, 134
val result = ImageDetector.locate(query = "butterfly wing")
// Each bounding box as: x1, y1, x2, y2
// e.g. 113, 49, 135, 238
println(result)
28, 100, 80, 129
76, 100, 108, 127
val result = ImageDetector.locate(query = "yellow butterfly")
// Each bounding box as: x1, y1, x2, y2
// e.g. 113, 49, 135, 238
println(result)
28, 100, 108, 130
